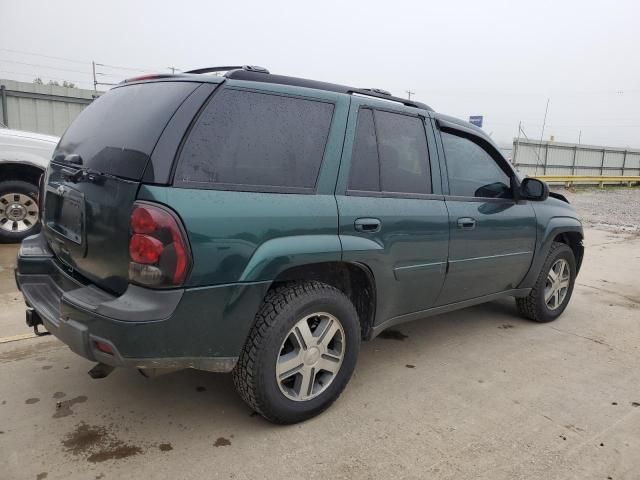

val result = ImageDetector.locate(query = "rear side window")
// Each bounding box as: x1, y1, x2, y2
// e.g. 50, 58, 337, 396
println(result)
375, 111, 431, 194
175, 89, 334, 192
348, 109, 380, 191
441, 131, 511, 198
348, 108, 432, 195
55, 82, 198, 180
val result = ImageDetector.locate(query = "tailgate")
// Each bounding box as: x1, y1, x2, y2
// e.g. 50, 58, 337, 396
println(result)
42, 81, 200, 294
43, 164, 139, 294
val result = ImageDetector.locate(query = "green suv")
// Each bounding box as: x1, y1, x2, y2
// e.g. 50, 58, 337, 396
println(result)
16, 66, 584, 424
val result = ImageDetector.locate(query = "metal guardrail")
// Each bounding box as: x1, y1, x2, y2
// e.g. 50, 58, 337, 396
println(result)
513, 139, 640, 181
534, 175, 640, 186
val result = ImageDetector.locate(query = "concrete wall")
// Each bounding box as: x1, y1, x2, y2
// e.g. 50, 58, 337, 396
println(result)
512, 139, 640, 177
0, 79, 102, 136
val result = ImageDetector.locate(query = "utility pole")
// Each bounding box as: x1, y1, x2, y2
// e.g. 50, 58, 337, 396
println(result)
578, 130, 582, 145
535, 98, 550, 175
406, 90, 415, 100
514, 121, 521, 165
168, 66, 179, 74
92, 61, 97, 92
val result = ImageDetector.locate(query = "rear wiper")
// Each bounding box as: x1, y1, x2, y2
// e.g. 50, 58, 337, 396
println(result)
61, 167, 104, 184
54, 153, 83, 166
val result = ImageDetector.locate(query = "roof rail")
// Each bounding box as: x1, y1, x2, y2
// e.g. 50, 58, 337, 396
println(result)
361, 88, 392, 96
181, 66, 433, 110
184, 65, 270, 75
348, 88, 429, 110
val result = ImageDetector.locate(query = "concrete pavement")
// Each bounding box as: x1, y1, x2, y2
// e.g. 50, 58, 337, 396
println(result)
1, 228, 639, 480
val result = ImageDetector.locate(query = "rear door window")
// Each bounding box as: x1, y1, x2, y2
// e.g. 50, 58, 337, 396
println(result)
375, 111, 431, 194
348, 109, 380, 191
55, 81, 199, 180
348, 108, 432, 195
175, 89, 334, 192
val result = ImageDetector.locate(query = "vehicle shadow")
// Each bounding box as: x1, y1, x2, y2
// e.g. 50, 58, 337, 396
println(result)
97, 297, 529, 432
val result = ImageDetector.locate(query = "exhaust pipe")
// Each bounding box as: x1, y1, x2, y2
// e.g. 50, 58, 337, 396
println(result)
88, 363, 115, 379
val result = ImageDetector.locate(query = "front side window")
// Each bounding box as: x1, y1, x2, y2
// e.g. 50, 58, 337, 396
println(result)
348, 108, 432, 195
441, 131, 512, 198
175, 89, 334, 191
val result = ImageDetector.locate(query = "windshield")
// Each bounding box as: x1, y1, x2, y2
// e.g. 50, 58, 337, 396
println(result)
53, 81, 198, 179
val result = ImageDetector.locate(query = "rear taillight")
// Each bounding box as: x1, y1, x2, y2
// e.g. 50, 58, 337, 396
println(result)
128, 202, 191, 287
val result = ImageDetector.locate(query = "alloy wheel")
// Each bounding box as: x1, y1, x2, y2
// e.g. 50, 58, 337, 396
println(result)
276, 312, 345, 402
544, 258, 570, 310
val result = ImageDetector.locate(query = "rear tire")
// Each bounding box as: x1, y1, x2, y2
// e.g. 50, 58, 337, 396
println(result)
233, 281, 360, 424
0, 180, 41, 244
516, 242, 576, 322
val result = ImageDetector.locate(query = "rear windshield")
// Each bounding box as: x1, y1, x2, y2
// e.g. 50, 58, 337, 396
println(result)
54, 81, 198, 179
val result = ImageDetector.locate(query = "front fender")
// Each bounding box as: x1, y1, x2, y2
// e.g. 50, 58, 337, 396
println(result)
519, 216, 583, 288
239, 235, 342, 282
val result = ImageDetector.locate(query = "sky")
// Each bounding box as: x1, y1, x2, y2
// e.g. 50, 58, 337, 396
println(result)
1, 0, 639, 148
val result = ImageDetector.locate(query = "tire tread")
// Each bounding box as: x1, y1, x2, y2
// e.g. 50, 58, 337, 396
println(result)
516, 241, 573, 322
233, 280, 355, 423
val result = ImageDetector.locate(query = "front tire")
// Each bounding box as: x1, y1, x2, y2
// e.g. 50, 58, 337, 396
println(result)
233, 281, 360, 424
516, 242, 576, 322
0, 180, 41, 243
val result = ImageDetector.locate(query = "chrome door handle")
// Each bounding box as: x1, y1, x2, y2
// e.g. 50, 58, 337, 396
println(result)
355, 218, 381, 233
457, 217, 476, 230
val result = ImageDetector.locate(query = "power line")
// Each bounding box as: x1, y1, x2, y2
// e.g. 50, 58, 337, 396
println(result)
0, 48, 90, 65
0, 69, 90, 86
95, 62, 158, 73
0, 48, 168, 74
0, 58, 90, 75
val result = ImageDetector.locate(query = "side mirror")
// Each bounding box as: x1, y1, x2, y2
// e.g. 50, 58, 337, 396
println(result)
474, 182, 511, 199
520, 177, 549, 201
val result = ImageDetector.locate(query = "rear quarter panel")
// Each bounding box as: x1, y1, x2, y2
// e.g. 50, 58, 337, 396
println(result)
138, 85, 350, 287
138, 187, 342, 286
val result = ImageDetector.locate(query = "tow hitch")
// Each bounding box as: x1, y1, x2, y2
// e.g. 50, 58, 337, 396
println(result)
26, 309, 50, 336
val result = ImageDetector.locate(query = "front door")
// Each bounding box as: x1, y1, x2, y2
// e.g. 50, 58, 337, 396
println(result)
433, 120, 537, 306
335, 99, 449, 324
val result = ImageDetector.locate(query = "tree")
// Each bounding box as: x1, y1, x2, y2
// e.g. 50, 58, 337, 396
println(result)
33, 77, 76, 88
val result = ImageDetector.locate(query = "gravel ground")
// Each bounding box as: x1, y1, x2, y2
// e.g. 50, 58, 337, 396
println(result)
553, 186, 640, 233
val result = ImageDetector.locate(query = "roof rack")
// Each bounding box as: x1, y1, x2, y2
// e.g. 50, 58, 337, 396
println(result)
182, 65, 432, 111
184, 65, 270, 75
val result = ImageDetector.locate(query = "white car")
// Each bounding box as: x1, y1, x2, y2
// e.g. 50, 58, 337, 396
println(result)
0, 124, 58, 242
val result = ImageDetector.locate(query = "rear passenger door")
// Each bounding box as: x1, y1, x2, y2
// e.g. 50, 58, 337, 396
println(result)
335, 98, 449, 324
432, 119, 536, 305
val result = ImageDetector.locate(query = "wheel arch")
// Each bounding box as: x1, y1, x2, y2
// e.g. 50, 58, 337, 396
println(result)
553, 230, 584, 273
519, 217, 584, 289
0, 161, 44, 186
270, 261, 377, 340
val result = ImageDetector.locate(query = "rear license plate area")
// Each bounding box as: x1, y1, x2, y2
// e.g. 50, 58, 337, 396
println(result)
45, 185, 84, 245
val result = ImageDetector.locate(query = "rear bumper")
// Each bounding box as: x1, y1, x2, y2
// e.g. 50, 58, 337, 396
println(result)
16, 233, 270, 372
